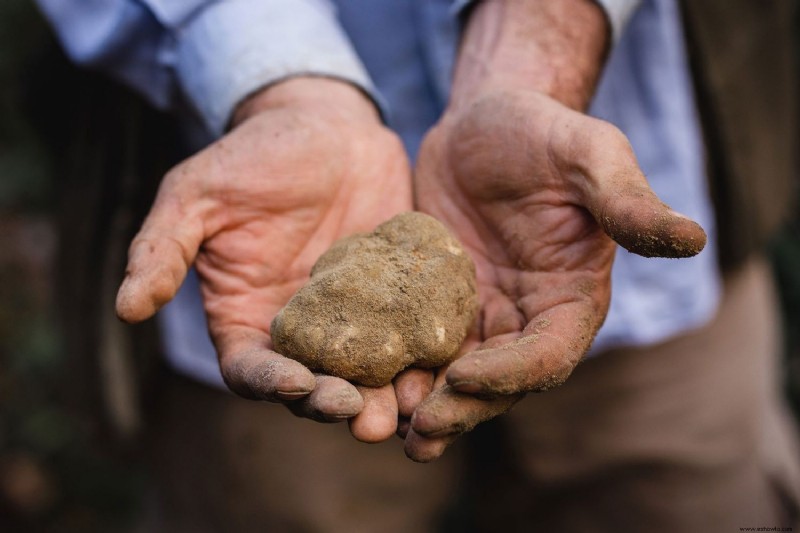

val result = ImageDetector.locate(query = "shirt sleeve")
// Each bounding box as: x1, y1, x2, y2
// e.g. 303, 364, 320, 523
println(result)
593, 0, 642, 42
451, 0, 642, 43
34, 0, 376, 136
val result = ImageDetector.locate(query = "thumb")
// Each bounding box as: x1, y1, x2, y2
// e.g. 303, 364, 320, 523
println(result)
577, 124, 707, 258
116, 194, 204, 323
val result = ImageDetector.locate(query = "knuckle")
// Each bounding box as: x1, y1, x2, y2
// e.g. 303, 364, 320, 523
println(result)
219, 356, 249, 396
589, 121, 634, 159
220, 354, 279, 400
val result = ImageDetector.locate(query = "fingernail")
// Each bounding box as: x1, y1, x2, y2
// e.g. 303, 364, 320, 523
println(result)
411, 416, 450, 439
449, 380, 483, 394
275, 391, 310, 401
328, 413, 355, 421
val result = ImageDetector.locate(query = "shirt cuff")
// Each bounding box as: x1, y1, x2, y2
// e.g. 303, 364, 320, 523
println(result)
451, 0, 641, 43
593, 0, 642, 42
175, 0, 376, 136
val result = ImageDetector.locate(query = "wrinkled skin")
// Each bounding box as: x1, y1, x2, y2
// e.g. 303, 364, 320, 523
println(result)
115, 78, 413, 442
403, 90, 707, 461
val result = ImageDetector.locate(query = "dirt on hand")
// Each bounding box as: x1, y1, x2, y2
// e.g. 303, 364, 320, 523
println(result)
271, 212, 478, 387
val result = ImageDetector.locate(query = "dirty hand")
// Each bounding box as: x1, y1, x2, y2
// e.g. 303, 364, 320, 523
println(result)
402, 0, 707, 461
115, 77, 413, 442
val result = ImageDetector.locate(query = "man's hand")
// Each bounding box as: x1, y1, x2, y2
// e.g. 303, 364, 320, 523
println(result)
115, 77, 413, 442
404, 0, 707, 461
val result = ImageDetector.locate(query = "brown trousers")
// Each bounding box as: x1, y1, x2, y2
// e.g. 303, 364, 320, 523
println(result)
143, 258, 800, 532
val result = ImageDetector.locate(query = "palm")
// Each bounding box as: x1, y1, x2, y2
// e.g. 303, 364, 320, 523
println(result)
406, 90, 706, 461
117, 96, 413, 433
416, 92, 614, 369
192, 109, 412, 359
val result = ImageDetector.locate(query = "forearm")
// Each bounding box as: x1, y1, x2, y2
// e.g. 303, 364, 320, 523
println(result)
451, 0, 610, 110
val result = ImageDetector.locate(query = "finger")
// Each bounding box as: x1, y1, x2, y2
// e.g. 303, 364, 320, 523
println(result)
216, 325, 316, 402
348, 383, 398, 443
116, 192, 204, 323
447, 303, 598, 395
575, 122, 707, 258
410, 384, 520, 438
394, 368, 434, 418
404, 428, 456, 463
288, 375, 364, 422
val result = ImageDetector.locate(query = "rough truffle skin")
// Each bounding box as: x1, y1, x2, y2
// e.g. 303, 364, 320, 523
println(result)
270, 212, 479, 387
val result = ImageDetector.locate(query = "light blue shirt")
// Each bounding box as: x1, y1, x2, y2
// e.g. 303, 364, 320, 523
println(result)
37, 0, 719, 387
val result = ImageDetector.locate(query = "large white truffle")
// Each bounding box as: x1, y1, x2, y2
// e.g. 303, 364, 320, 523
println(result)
271, 212, 478, 386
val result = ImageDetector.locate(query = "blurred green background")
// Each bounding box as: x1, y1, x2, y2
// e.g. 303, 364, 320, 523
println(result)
0, 2, 150, 531
0, 2, 798, 532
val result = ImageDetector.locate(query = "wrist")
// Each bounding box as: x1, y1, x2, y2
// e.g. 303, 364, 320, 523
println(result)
231, 76, 382, 129
450, 0, 609, 111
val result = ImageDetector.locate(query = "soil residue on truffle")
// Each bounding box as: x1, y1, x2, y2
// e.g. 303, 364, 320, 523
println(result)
271, 212, 478, 387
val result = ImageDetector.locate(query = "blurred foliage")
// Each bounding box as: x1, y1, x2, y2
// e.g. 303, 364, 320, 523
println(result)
0, 2, 146, 532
